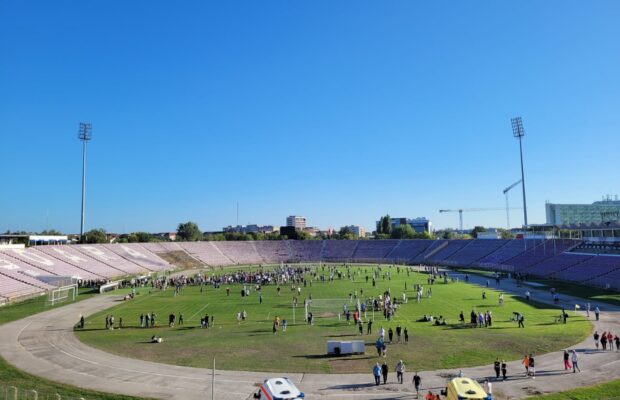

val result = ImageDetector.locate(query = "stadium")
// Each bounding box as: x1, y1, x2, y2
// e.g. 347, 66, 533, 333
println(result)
2, 1, 620, 400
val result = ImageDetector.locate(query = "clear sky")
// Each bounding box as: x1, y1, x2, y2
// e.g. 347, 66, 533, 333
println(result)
1, 1, 619, 234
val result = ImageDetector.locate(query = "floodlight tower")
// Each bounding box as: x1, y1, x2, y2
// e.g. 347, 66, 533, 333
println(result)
78, 122, 92, 243
511, 117, 528, 228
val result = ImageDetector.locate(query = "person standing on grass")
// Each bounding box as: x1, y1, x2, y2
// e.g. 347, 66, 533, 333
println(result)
563, 350, 572, 371
571, 350, 580, 373
388, 327, 394, 343
381, 361, 389, 384
368, 319, 373, 335
413, 372, 421, 397
373, 363, 381, 386
404, 328, 409, 344
396, 360, 405, 384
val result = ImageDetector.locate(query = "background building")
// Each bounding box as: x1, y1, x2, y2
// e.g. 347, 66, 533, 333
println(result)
546, 196, 620, 225
341, 225, 366, 238
377, 217, 431, 233
286, 216, 307, 229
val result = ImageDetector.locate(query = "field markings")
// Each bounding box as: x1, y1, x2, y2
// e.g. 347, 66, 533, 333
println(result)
188, 303, 210, 321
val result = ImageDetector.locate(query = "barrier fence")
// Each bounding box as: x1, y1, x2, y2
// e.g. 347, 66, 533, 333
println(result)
0, 386, 87, 400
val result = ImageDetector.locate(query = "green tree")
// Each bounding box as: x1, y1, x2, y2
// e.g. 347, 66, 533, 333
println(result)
204, 233, 226, 241
498, 228, 515, 239
391, 224, 416, 239
39, 229, 62, 235
338, 226, 357, 240
436, 229, 456, 240
84, 228, 107, 244
177, 221, 203, 241
471, 226, 487, 238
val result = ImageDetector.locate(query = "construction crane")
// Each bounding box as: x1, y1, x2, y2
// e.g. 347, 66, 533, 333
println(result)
503, 180, 522, 230
439, 208, 521, 232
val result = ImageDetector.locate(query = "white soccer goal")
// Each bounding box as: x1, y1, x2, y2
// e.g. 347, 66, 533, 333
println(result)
48, 283, 78, 306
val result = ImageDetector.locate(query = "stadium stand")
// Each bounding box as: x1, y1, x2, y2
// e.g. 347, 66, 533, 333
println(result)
385, 240, 433, 263
427, 240, 472, 263
0, 270, 53, 301
352, 240, 399, 261
445, 239, 510, 265
476, 239, 539, 267
521, 253, 594, 277
36, 246, 127, 278
74, 244, 149, 275
214, 241, 263, 264
323, 240, 359, 261
2, 248, 101, 279
505, 239, 578, 272
555, 255, 620, 283
412, 240, 447, 263
254, 241, 291, 263
178, 242, 234, 266
0, 251, 58, 279
288, 241, 323, 262
103, 244, 170, 271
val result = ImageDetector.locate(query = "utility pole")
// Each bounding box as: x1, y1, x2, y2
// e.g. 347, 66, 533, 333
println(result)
78, 123, 92, 243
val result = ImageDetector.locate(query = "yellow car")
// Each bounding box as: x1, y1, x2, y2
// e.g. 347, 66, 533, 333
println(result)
441, 377, 492, 400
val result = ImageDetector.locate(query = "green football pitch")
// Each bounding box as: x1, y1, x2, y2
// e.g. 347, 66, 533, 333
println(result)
76, 265, 591, 374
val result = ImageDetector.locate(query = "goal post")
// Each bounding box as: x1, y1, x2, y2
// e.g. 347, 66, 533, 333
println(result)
48, 284, 78, 306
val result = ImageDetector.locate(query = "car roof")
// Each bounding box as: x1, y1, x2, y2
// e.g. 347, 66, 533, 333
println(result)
450, 377, 488, 398
263, 377, 302, 398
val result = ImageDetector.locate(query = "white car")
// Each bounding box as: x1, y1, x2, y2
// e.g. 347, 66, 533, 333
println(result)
254, 377, 305, 400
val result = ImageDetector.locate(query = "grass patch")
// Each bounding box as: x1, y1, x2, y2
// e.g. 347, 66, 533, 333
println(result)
77, 265, 591, 374
529, 378, 620, 399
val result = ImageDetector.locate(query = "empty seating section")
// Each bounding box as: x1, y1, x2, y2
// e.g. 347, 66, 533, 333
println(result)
477, 239, 538, 266
507, 240, 578, 272
412, 240, 446, 262
555, 255, 620, 282
4, 248, 100, 279
74, 245, 149, 275
0, 272, 51, 301
0, 252, 57, 278
523, 253, 593, 277
352, 240, 399, 260
446, 240, 509, 265
254, 241, 290, 263
214, 242, 263, 264
385, 240, 433, 262
179, 242, 234, 266
288, 241, 323, 262
36, 246, 126, 278
103, 244, 170, 271
427, 240, 471, 262
323, 240, 358, 260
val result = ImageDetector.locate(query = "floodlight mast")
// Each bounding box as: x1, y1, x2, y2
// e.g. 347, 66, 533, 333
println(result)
78, 123, 92, 244
511, 117, 528, 228
503, 180, 522, 229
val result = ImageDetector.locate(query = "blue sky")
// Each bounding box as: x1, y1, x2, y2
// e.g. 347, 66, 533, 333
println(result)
1, 1, 619, 234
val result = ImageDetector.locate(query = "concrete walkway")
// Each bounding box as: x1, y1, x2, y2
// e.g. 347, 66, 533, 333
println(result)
0, 272, 619, 400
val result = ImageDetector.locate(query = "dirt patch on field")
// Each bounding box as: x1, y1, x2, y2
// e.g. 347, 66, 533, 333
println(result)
317, 311, 337, 318
159, 251, 205, 270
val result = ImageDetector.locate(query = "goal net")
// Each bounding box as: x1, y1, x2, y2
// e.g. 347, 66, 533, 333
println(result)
48, 284, 78, 306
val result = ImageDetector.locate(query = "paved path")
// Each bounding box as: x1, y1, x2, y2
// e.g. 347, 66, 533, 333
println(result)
1, 272, 619, 400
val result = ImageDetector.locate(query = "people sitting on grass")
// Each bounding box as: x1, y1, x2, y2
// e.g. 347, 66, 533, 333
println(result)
151, 335, 163, 343
434, 315, 447, 326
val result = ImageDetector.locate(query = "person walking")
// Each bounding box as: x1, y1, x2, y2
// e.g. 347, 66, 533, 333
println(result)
563, 350, 572, 371
522, 354, 530, 376
601, 331, 608, 350
396, 360, 405, 384
518, 313, 525, 328
571, 350, 580, 373
594, 331, 600, 350
381, 361, 389, 384
493, 358, 501, 379
501, 360, 507, 381
373, 363, 381, 386
413, 372, 421, 397
594, 306, 600, 321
